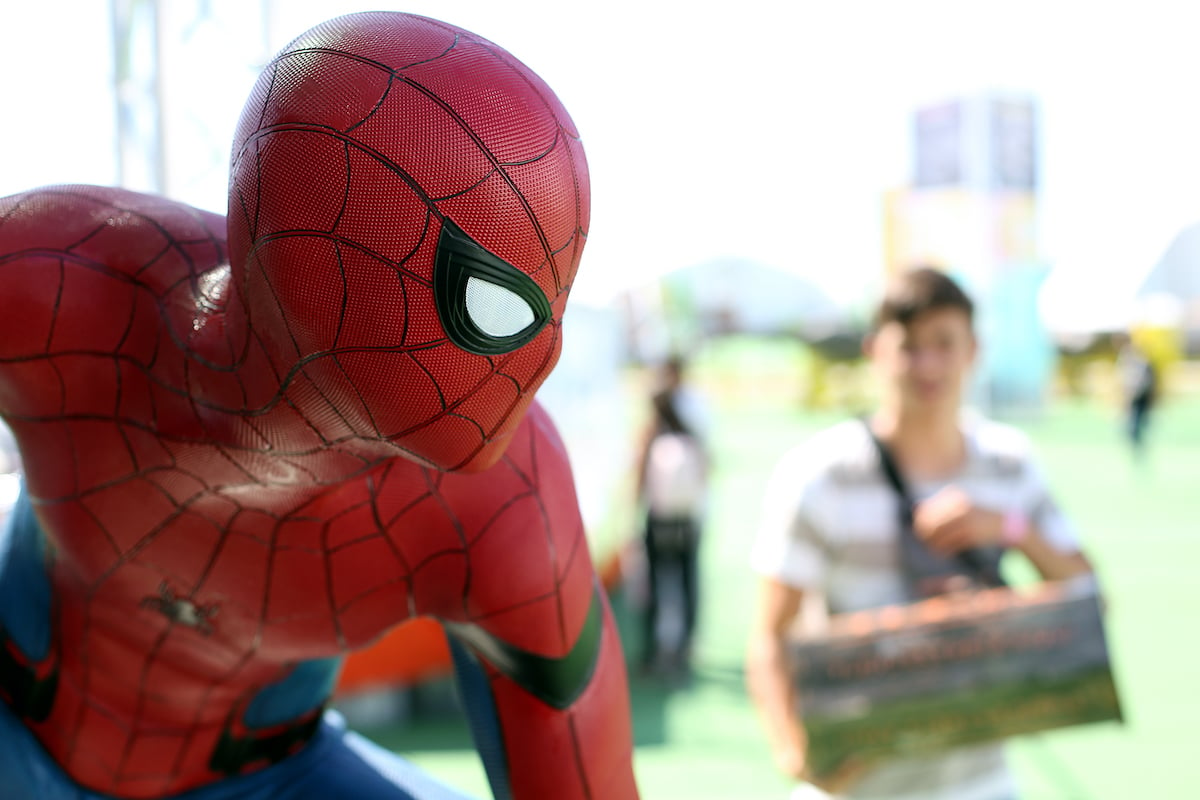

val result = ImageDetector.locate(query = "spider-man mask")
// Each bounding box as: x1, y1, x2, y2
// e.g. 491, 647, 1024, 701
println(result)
226, 12, 589, 472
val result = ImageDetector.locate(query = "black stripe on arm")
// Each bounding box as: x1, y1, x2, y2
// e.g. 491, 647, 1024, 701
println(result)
444, 586, 602, 710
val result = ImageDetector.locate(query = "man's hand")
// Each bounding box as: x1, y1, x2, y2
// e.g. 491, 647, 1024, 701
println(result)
769, 722, 809, 781
912, 485, 1003, 555
774, 727, 868, 797
914, 485, 1094, 583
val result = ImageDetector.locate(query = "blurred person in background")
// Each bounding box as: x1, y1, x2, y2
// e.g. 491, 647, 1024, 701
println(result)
1115, 331, 1160, 463
745, 267, 1093, 799
633, 355, 711, 678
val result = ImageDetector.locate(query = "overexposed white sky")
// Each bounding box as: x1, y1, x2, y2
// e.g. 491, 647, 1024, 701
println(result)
3, 0, 1198, 311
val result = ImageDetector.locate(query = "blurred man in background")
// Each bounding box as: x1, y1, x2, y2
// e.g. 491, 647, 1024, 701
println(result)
746, 267, 1092, 799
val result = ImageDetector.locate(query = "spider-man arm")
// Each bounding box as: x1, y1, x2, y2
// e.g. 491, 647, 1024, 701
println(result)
445, 587, 636, 800
425, 404, 639, 800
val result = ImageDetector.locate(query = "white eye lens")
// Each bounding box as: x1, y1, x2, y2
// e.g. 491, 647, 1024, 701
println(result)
465, 276, 536, 338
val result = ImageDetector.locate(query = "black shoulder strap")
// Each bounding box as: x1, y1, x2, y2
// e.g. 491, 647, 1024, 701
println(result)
861, 420, 915, 530
860, 418, 1005, 594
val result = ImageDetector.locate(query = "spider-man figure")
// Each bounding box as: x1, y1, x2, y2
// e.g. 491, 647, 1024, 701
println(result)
0, 11, 638, 800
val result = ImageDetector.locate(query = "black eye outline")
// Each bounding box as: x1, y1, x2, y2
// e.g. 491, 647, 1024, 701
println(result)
433, 218, 553, 356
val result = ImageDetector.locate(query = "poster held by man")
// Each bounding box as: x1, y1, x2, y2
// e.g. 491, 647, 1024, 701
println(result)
790, 575, 1123, 780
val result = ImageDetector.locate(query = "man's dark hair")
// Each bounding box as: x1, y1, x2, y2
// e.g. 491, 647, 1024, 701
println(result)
871, 266, 975, 332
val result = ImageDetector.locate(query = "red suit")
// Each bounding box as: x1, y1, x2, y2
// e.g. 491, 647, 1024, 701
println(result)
0, 11, 638, 800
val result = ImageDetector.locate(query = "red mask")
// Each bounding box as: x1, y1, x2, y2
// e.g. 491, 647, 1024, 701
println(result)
226, 13, 589, 472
